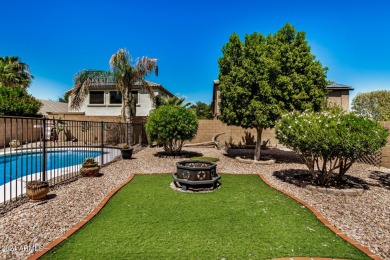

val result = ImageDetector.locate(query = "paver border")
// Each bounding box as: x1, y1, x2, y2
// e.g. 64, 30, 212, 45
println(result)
27, 173, 136, 260
258, 174, 382, 260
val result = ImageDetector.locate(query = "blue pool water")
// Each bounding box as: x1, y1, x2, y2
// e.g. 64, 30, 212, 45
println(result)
0, 150, 105, 186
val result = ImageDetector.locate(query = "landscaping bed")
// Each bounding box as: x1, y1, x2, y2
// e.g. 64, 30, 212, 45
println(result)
0, 147, 388, 259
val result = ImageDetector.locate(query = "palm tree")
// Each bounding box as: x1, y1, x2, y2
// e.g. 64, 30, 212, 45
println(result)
156, 96, 192, 108
0, 56, 34, 88
70, 49, 158, 123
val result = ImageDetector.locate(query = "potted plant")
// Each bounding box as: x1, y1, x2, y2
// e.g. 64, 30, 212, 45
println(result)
80, 157, 100, 177
121, 144, 133, 159
26, 180, 49, 202
9, 139, 20, 148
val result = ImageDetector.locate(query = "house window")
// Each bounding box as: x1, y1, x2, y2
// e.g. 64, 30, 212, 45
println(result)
89, 91, 104, 104
109, 91, 122, 104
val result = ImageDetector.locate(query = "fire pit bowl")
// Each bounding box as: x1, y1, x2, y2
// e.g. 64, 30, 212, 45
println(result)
172, 160, 221, 191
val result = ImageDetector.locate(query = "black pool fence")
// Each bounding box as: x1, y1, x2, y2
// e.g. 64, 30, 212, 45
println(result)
0, 116, 146, 206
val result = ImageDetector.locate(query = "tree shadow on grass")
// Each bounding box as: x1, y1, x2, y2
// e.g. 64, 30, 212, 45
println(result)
224, 147, 302, 163
273, 169, 371, 190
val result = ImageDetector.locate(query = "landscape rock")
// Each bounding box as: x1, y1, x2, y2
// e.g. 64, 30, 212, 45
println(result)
0, 147, 388, 259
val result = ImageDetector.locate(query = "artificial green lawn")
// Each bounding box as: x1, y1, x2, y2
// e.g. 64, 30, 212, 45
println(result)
190, 156, 220, 162
43, 175, 369, 259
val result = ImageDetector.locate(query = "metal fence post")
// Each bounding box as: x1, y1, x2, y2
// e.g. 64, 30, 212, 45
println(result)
42, 117, 47, 181
101, 121, 104, 165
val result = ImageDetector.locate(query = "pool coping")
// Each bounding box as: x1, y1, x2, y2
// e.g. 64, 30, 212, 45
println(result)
28, 173, 382, 260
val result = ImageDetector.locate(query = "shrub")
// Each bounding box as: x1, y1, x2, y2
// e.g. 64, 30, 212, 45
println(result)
0, 85, 42, 116
275, 110, 388, 186
146, 106, 198, 155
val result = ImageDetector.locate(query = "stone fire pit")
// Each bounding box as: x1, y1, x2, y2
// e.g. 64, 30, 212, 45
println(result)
172, 160, 221, 191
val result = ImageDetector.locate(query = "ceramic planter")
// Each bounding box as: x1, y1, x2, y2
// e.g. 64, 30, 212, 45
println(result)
26, 181, 49, 202
121, 148, 134, 159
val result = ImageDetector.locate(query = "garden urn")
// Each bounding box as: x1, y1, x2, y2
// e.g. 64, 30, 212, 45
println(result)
26, 181, 49, 202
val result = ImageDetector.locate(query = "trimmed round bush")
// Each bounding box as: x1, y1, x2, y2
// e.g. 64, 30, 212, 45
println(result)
146, 106, 198, 155
275, 110, 388, 185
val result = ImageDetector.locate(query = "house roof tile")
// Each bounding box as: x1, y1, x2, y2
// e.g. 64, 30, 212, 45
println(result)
39, 99, 69, 115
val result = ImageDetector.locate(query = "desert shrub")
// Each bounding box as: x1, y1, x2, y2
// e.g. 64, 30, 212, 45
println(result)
275, 110, 388, 185
146, 106, 198, 155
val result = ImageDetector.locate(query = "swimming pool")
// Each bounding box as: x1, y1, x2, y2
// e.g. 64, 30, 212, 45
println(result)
0, 150, 106, 186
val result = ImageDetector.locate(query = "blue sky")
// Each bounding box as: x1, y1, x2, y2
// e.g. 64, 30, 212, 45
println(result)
2, 0, 390, 104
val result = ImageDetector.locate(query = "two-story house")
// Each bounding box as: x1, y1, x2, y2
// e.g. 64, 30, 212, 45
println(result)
66, 80, 173, 117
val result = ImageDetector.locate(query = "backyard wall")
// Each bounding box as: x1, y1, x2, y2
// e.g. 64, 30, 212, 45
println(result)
47, 113, 147, 145
189, 120, 390, 169
47, 113, 146, 124
188, 120, 283, 148
380, 121, 390, 168
0, 117, 41, 148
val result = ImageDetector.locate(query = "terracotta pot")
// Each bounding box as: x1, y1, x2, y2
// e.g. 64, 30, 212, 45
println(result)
26, 181, 49, 202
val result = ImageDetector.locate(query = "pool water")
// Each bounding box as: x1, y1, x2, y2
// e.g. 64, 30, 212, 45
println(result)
0, 150, 105, 185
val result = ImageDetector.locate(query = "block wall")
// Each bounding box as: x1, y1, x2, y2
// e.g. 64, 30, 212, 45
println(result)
380, 121, 390, 168
0, 117, 41, 148
188, 120, 283, 148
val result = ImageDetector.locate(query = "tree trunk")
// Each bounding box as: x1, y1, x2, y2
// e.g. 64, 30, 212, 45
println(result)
254, 127, 263, 161
124, 89, 133, 146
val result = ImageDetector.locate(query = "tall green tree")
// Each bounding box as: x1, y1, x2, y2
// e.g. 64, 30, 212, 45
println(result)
218, 23, 328, 160
69, 49, 158, 144
0, 56, 34, 88
190, 101, 213, 119
58, 93, 69, 103
352, 90, 390, 121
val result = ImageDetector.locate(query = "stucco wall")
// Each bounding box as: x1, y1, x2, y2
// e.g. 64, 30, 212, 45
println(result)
68, 89, 159, 117
187, 120, 283, 148
380, 121, 390, 168
46, 114, 146, 145
0, 117, 42, 148
327, 90, 350, 112
189, 119, 390, 169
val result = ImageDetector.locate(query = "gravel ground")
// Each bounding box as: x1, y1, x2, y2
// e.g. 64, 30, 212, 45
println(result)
0, 147, 389, 259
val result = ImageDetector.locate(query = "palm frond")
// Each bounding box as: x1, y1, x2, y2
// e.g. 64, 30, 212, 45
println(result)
133, 56, 158, 107
135, 56, 158, 80
0, 56, 34, 88
110, 49, 133, 94
69, 49, 158, 122
70, 70, 113, 110
160, 96, 192, 108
